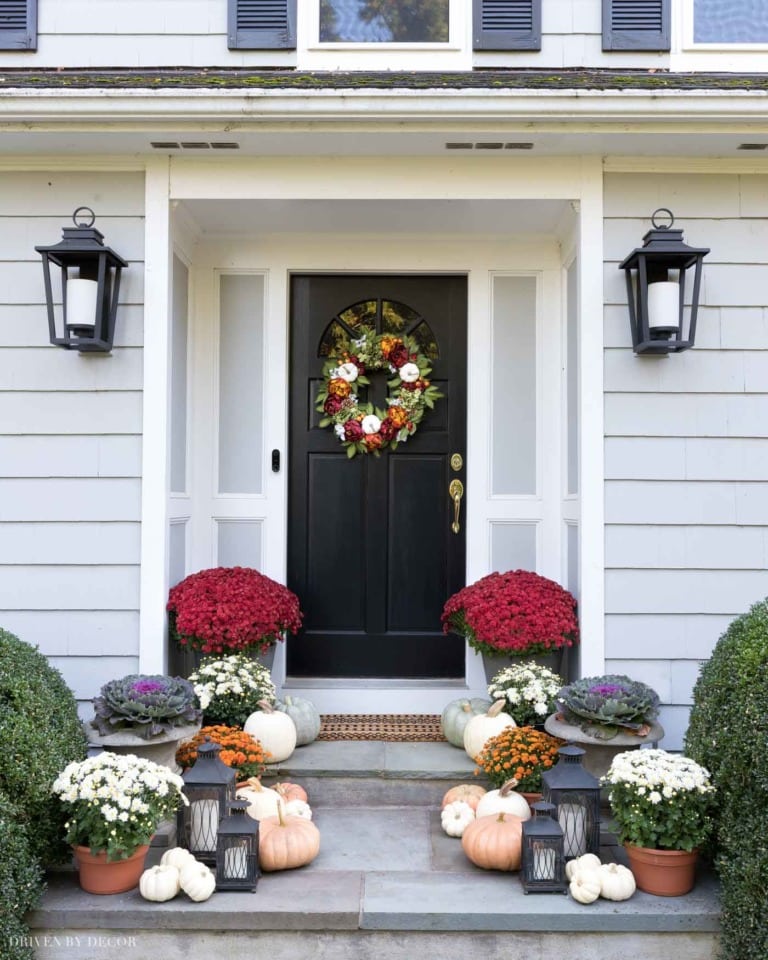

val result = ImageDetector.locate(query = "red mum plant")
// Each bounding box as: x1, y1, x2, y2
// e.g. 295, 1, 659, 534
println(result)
441, 570, 579, 658
167, 566, 303, 656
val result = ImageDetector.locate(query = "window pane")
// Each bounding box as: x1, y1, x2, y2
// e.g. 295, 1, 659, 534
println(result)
695, 0, 768, 42
320, 0, 449, 42
217, 520, 262, 569
491, 523, 537, 572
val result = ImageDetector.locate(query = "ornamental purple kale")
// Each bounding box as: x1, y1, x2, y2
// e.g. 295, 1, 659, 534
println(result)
554, 674, 660, 740
92, 674, 202, 739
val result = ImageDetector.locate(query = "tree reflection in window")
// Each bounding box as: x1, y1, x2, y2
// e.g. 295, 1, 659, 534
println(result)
319, 0, 449, 43
317, 297, 439, 361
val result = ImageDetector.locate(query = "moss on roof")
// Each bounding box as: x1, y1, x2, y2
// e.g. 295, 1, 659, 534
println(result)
1, 68, 768, 92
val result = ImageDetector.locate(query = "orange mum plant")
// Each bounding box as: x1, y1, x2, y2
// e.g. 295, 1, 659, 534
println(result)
175, 725, 270, 781
475, 725, 563, 792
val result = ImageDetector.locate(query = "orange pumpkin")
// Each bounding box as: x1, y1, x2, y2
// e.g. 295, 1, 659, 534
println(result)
441, 784, 487, 811
273, 781, 309, 804
259, 802, 320, 872
461, 812, 524, 871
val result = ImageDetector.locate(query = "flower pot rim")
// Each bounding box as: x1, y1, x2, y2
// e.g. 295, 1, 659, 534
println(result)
544, 714, 665, 746
86, 720, 203, 747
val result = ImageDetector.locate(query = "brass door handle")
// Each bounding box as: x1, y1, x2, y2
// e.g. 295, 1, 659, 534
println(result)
449, 479, 464, 534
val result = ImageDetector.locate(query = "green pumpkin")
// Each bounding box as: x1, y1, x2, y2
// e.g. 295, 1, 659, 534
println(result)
441, 698, 493, 748
277, 696, 321, 746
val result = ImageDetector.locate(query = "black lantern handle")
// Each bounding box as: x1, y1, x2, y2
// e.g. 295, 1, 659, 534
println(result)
651, 208, 675, 230
72, 206, 96, 228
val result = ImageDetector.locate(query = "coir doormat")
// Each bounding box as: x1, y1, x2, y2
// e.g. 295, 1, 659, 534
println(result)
317, 714, 446, 742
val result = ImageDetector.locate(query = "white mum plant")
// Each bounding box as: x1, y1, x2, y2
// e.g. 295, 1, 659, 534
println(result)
487, 663, 563, 726
189, 654, 276, 727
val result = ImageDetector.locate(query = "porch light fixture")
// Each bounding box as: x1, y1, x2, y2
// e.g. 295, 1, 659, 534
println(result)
619, 208, 709, 355
215, 799, 260, 892
541, 745, 601, 859
177, 738, 237, 865
35, 207, 128, 353
520, 801, 567, 894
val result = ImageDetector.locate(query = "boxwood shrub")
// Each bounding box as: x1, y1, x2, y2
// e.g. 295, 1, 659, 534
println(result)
0, 793, 43, 960
0, 628, 88, 864
685, 598, 768, 960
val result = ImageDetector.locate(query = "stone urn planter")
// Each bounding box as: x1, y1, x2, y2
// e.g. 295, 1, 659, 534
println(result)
85, 722, 202, 774
543, 714, 665, 782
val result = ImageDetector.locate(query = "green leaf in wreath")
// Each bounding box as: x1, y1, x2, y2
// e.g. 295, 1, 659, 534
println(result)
346, 444, 357, 459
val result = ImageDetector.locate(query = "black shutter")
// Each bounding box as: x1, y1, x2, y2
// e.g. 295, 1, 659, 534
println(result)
0, 0, 37, 51
603, 0, 670, 51
474, 0, 541, 51
228, 0, 296, 50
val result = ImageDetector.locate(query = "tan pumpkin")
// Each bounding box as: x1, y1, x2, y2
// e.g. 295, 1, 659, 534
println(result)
461, 812, 524, 871
441, 784, 487, 811
273, 781, 309, 804
474, 779, 531, 822
463, 700, 516, 761
236, 777, 281, 820
259, 801, 321, 872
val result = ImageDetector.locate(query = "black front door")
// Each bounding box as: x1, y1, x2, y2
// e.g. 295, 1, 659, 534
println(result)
287, 275, 467, 679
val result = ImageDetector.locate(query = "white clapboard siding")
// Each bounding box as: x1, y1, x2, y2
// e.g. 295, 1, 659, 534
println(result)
605, 614, 736, 660
656, 706, 693, 752
604, 174, 744, 219
0, 566, 139, 610
606, 569, 768, 615
0, 348, 142, 392
605, 217, 768, 265
0, 174, 145, 217
603, 304, 766, 351
604, 348, 745, 393
0, 391, 143, 434
0, 436, 142, 478
0, 261, 144, 307
607, 438, 768, 482
605, 525, 768, 569
605, 393, 768, 438
0, 523, 140, 563
0, 478, 141, 521
0, 217, 145, 262
1, 610, 139, 657
49, 656, 139, 701
0, 305, 144, 349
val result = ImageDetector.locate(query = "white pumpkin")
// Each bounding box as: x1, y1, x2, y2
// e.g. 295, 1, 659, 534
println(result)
599, 862, 636, 901
139, 864, 181, 902
284, 798, 313, 820
160, 846, 197, 872
244, 700, 297, 763
236, 777, 281, 821
179, 861, 216, 902
440, 800, 475, 838
463, 700, 516, 761
565, 852, 602, 881
475, 779, 531, 822
569, 871, 602, 904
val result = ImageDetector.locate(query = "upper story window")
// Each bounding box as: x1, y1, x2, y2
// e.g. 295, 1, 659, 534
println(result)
319, 0, 449, 44
693, 0, 768, 43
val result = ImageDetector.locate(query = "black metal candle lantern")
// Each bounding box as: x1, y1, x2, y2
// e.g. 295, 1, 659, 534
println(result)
521, 801, 567, 894
541, 745, 601, 859
215, 799, 260, 892
619, 208, 709, 355
177, 738, 237, 865
35, 207, 128, 353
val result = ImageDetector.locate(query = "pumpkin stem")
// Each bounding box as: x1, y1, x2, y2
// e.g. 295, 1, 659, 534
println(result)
245, 777, 263, 791
488, 700, 507, 718
276, 798, 287, 828
257, 700, 274, 713
499, 778, 519, 796
461, 701, 472, 713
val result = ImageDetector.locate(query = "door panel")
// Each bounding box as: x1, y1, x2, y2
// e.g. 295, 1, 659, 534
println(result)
288, 274, 467, 679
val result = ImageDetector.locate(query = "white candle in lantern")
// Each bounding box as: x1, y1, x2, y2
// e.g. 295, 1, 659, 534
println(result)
532, 843, 556, 881
190, 799, 219, 852
66, 278, 98, 330
647, 280, 679, 332
558, 803, 587, 858
224, 843, 248, 880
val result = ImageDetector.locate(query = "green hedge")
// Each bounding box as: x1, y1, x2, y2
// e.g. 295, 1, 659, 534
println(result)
685, 598, 768, 960
0, 628, 88, 864
0, 793, 43, 960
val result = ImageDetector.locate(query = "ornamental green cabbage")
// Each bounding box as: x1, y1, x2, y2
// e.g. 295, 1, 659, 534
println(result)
92, 674, 202, 739
554, 674, 660, 740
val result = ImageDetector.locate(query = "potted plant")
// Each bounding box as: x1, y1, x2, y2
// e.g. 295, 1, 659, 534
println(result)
487, 662, 563, 727
167, 566, 303, 672
175, 725, 271, 782
52, 752, 187, 894
189, 654, 277, 727
87, 674, 202, 771
474, 725, 564, 803
602, 749, 715, 896
441, 569, 579, 679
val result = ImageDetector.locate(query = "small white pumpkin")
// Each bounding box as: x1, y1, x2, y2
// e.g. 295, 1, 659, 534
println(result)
139, 864, 181, 902
475, 779, 531, 822
284, 798, 313, 820
565, 852, 602, 881
160, 846, 197, 872
244, 700, 297, 763
441, 800, 475, 838
179, 861, 216, 902
236, 777, 281, 821
463, 700, 516, 761
599, 862, 636, 901
569, 871, 602, 904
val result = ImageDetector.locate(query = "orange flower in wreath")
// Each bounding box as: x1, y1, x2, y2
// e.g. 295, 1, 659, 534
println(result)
379, 335, 401, 360
328, 378, 352, 398
387, 406, 409, 429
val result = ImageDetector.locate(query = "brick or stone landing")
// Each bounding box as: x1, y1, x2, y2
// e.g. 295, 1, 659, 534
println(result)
28, 741, 720, 960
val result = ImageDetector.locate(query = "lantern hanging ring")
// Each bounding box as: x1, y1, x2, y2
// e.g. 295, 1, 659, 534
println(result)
72, 206, 96, 228
651, 208, 674, 230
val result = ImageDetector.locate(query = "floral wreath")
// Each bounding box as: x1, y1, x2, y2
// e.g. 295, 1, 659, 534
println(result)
315, 325, 443, 456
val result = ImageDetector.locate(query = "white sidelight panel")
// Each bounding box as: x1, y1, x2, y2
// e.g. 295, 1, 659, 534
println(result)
169, 521, 187, 587
490, 522, 537, 571
217, 519, 263, 568
218, 274, 265, 495
170, 255, 189, 494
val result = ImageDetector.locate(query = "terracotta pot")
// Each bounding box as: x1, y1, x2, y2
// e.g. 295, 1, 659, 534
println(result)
72, 844, 150, 895
521, 792, 543, 814
624, 844, 698, 897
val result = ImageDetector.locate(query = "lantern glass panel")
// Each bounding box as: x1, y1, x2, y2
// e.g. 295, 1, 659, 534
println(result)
521, 801, 567, 893
177, 741, 236, 863
215, 802, 260, 892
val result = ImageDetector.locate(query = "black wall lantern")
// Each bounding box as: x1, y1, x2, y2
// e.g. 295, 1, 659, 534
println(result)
619, 208, 709, 355
35, 207, 128, 353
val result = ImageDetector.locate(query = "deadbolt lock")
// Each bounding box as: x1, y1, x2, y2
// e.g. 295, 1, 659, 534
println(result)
450, 453, 463, 472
